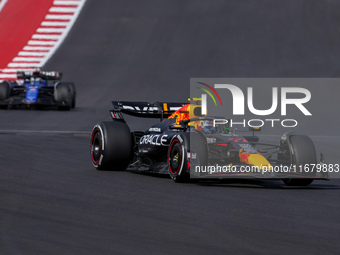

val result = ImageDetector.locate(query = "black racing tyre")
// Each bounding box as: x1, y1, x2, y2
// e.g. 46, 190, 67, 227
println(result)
0, 81, 10, 100
168, 132, 208, 182
282, 135, 317, 186
65, 82, 76, 108
168, 133, 189, 182
91, 121, 133, 171
0, 82, 10, 109
282, 178, 314, 186
55, 83, 72, 110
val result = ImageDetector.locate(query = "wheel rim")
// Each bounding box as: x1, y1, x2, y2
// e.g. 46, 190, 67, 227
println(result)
169, 140, 182, 175
91, 129, 102, 163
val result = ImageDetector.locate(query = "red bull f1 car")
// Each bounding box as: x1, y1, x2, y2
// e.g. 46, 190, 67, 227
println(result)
0, 70, 76, 110
90, 101, 329, 186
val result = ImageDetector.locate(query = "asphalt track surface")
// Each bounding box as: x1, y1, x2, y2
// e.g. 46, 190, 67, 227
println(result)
1, 1, 340, 254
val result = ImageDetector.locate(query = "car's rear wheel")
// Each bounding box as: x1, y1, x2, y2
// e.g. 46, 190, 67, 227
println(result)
91, 121, 133, 170
55, 83, 72, 110
282, 135, 317, 186
65, 82, 76, 108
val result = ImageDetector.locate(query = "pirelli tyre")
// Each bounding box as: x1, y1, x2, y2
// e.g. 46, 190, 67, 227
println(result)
282, 135, 317, 186
66, 82, 76, 108
55, 83, 72, 110
0, 81, 10, 109
168, 132, 208, 182
91, 121, 133, 171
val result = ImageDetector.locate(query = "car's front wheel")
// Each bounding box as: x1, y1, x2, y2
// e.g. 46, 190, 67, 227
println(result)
282, 134, 317, 186
0, 81, 10, 109
168, 131, 208, 182
168, 134, 189, 182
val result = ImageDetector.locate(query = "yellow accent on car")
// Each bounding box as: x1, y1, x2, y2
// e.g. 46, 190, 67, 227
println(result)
247, 154, 272, 170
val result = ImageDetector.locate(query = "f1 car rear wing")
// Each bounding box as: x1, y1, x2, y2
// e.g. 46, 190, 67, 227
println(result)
17, 70, 62, 80
111, 101, 187, 121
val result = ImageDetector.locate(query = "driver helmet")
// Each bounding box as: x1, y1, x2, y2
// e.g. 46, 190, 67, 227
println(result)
34, 77, 41, 85
202, 120, 215, 133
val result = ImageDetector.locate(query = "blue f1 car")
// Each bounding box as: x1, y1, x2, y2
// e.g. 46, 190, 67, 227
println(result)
0, 70, 76, 110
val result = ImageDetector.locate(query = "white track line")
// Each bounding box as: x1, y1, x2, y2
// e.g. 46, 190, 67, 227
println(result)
13, 57, 44, 62
8, 63, 42, 67
49, 7, 77, 13
45, 14, 74, 20
0, 74, 16, 78
1, 69, 19, 72
54, 1, 81, 5
0, 0, 86, 81
37, 28, 65, 33
23, 46, 52, 51
0, 130, 90, 135
19, 51, 48, 56
41, 21, 68, 26
32, 34, 60, 40
28, 40, 57, 45
0, 0, 8, 13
